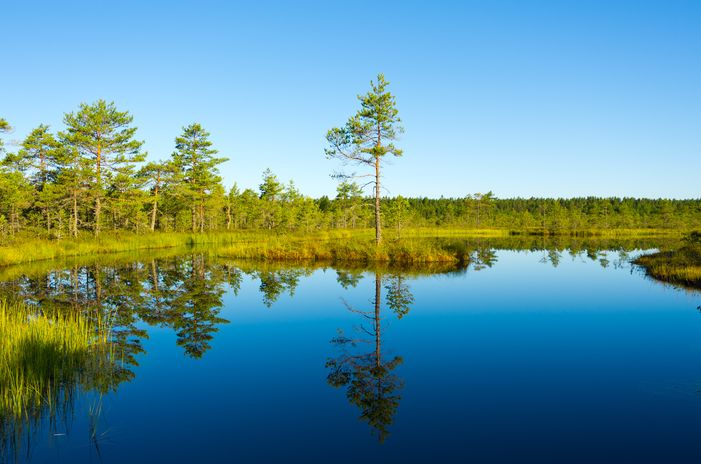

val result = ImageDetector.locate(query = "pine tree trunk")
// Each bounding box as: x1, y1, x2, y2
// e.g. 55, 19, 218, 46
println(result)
72, 189, 78, 238
199, 200, 205, 233
375, 156, 382, 245
10, 205, 17, 237
95, 144, 102, 237
150, 189, 158, 232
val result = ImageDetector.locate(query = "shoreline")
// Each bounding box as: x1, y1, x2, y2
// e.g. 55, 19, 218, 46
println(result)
0, 228, 685, 268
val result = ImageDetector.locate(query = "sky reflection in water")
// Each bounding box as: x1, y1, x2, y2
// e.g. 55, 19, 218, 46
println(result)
1, 247, 701, 464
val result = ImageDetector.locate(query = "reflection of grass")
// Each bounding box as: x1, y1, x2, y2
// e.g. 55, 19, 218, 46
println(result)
635, 238, 701, 288
0, 299, 120, 458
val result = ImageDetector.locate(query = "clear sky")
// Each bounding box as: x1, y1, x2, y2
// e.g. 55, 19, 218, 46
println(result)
2, 0, 700, 199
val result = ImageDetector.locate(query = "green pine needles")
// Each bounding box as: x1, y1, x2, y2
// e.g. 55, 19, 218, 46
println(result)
326, 74, 404, 245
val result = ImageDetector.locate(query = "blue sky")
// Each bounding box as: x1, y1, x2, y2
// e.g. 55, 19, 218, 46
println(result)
2, 0, 700, 199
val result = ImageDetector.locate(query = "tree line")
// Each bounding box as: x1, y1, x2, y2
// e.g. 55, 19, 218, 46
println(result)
1, 76, 699, 242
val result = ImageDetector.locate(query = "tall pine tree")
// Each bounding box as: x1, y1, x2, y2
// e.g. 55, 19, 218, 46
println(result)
172, 123, 227, 233
326, 74, 403, 245
10, 125, 65, 232
61, 100, 144, 236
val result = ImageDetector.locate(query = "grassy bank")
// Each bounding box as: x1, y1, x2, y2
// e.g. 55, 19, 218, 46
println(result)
0, 227, 684, 268
0, 231, 250, 267
216, 236, 472, 264
634, 240, 701, 289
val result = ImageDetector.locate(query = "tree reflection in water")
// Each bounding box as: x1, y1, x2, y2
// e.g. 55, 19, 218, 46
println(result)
326, 271, 414, 442
0, 239, 646, 455
0, 253, 314, 459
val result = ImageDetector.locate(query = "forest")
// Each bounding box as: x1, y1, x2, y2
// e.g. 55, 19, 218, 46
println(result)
1, 74, 699, 251
1, 102, 699, 245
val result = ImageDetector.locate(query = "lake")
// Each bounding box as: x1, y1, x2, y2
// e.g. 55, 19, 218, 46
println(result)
2, 242, 701, 463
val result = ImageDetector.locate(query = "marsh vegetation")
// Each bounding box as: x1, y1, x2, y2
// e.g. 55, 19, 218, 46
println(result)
0, 299, 129, 461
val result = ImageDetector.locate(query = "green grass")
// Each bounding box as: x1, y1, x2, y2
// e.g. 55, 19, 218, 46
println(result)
215, 228, 681, 264
0, 300, 97, 418
215, 235, 472, 264
635, 243, 701, 289
0, 299, 119, 456
0, 227, 684, 268
0, 231, 250, 267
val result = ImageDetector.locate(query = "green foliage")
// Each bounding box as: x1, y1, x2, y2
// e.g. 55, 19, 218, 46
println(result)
326, 74, 404, 244
384, 195, 410, 237
0, 118, 9, 156
0, 298, 129, 458
0, 171, 33, 237
172, 123, 227, 233
0, 101, 699, 248
10, 125, 64, 186
60, 100, 145, 236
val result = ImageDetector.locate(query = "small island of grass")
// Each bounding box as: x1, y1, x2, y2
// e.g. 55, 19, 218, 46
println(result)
634, 232, 701, 289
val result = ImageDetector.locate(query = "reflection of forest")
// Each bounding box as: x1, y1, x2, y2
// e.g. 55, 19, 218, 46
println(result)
0, 253, 233, 360
321, 236, 647, 442
0, 236, 663, 365
0, 237, 674, 456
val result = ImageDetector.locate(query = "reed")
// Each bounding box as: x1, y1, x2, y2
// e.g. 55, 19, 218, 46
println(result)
0, 299, 119, 458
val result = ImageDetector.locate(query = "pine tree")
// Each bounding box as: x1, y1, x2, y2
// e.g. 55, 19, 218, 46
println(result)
225, 183, 240, 230
172, 123, 227, 233
0, 118, 10, 162
139, 161, 176, 232
55, 146, 91, 238
61, 100, 144, 237
326, 74, 403, 245
335, 181, 363, 228
9, 125, 65, 232
258, 168, 283, 229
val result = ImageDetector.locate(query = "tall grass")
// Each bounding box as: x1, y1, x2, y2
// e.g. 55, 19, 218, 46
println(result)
0, 227, 684, 268
635, 243, 701, 289
215, 235, 473, 264
0, 299, 116, 459
0, 231, 248, 267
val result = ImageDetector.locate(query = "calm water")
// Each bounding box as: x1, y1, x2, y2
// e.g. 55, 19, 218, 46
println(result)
2, 245, 701, 463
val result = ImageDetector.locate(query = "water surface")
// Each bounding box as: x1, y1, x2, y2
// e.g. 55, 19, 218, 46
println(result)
2, 244, 701, 463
